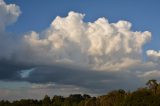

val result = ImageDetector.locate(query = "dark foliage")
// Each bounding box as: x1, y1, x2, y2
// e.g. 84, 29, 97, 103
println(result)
1, 79, 160, 106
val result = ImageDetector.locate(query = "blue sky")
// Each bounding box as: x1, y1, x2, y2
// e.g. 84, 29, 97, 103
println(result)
0, 0, 160, 100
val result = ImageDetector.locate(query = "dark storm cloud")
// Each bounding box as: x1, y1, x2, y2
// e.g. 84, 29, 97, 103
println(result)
24, 66, 143, 93
0, 59, 32, 80
0, 58, 144, 93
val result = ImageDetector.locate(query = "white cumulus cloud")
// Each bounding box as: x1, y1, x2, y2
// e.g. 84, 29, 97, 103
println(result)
147, 50, 160, 63
24, 11, 151, 71
0, 0, 20, 31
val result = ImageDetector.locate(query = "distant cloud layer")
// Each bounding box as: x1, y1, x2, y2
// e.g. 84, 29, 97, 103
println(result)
0, 0, 160, 100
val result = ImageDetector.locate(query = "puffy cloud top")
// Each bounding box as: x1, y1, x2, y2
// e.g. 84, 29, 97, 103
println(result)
0, 0, 20, 31
24, 11, 151, 71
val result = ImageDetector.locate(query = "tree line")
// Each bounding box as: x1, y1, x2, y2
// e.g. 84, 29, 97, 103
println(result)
1, 79, 160, 106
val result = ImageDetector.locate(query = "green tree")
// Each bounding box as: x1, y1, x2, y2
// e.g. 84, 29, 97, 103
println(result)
82, 94, 91, 99
146, 79, 158, 94
123, 88, 154, 106
52, 95, 64, 106
84, 97, 97, 106
42, 95, 51, 106
99, 89, 126, 106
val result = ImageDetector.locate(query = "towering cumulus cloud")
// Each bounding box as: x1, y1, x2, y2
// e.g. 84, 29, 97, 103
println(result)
24, 11, 151, 71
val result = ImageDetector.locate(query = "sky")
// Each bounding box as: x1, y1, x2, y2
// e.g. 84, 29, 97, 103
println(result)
0, 0, 160, 100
